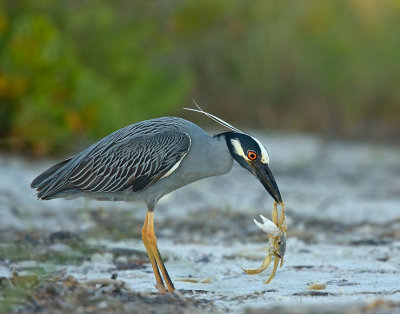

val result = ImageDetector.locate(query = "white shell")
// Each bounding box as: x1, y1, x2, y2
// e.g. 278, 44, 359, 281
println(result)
254, 215, 279, 236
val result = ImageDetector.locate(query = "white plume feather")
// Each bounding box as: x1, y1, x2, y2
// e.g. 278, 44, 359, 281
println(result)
184, 100, 242, 133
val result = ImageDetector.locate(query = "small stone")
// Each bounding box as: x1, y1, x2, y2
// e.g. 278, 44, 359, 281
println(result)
48, 243, 71, 253
200, 278, 212, 283
91, 252, 114, 263
307, 282, 326, 290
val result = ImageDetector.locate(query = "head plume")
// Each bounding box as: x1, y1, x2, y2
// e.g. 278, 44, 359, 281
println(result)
184, 100, 243, 133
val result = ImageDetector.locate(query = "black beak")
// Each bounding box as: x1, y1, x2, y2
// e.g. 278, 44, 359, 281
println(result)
253, 163, 282, 204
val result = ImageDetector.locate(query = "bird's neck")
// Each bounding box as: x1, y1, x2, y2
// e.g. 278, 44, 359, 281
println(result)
214, 131, 238, 157
199, 132, 233, 176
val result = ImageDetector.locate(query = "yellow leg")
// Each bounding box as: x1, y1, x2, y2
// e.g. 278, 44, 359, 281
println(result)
142, 210, 175, 294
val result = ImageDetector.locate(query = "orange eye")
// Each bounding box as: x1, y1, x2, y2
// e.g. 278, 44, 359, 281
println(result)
247, 150, 257, 160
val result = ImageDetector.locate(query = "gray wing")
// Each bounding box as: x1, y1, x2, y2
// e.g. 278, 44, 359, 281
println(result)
32, 117, 192, 199
66, 132, 191, 193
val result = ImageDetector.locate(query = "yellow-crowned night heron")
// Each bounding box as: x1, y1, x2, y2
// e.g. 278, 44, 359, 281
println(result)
31, 108, 282, 294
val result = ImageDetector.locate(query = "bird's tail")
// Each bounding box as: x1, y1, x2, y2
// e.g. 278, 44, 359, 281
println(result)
31, 158, 72, 199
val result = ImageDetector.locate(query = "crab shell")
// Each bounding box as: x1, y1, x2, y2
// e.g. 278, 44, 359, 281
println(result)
268, 230, 286, 258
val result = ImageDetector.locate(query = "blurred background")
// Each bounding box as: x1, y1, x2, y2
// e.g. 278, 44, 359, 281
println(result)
1, 0, 399, 156
1, 2, 400, 311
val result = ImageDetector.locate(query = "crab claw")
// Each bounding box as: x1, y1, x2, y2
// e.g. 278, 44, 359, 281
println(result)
254, 215, 279, 236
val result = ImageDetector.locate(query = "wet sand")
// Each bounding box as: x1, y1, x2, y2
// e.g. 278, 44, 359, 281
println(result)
1, 133, 399, 313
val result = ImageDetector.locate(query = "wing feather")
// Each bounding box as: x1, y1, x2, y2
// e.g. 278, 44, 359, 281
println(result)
64, 132, 190, 194
32, 117, 192, 199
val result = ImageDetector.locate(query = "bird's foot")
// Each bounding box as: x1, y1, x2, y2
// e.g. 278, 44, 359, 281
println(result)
155, 282, 168, 294
242, 201, 287, 284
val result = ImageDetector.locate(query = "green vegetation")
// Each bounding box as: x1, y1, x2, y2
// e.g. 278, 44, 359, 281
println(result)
1, 0, 399, 154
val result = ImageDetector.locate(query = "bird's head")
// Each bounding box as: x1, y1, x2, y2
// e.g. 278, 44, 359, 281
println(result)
222, 132, 282, 204
184, 103, 282, 204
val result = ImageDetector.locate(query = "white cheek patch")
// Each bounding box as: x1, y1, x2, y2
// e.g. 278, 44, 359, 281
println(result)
230, 138, 246, 159
250, 136, 270, 164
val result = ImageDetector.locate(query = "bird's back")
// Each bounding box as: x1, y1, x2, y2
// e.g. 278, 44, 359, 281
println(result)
31, 117, 198, 201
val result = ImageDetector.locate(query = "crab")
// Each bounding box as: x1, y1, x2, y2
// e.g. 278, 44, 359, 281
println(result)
242, 201, 287, 284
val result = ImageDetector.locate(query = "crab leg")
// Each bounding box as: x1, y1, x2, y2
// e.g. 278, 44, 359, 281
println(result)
242, 253, 272, 275
278, 201, 286, 229
272, 202, 278, 225
264, 255, 281, 284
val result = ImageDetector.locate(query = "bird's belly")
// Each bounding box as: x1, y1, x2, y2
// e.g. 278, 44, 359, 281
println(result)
67, 189, 147, 203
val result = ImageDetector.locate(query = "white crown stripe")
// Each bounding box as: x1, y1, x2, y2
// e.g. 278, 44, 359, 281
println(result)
250, 136, 270, 164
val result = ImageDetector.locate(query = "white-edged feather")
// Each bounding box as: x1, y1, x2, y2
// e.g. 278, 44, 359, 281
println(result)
160, 135, 191, 179
184, 100, 242, 133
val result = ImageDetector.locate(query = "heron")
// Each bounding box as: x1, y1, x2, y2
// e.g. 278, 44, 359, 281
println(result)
31, 107, 283, 294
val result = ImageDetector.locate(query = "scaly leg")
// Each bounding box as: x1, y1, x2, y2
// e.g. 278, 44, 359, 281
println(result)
142, 210, 175, 294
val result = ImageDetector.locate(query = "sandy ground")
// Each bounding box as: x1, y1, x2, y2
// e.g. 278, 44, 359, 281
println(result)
0, 133, 399, 313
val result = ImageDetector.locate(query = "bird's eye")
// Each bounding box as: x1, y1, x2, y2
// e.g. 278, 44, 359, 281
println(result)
247, 150, 257, 160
